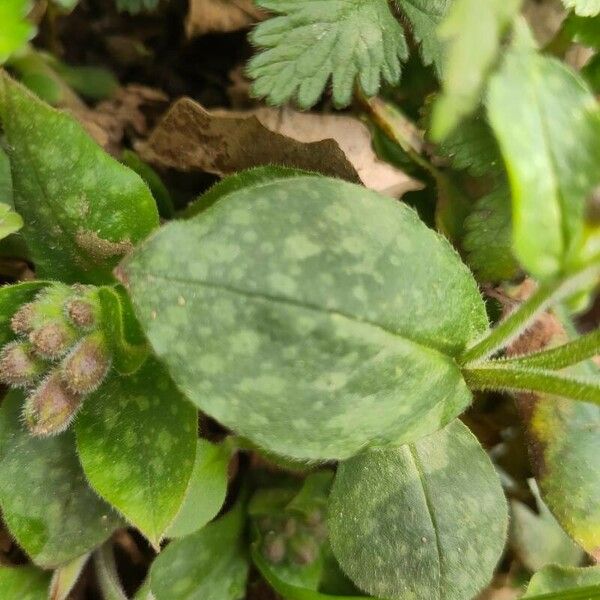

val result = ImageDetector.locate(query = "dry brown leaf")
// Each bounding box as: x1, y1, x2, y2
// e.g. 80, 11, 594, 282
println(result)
186, 0, 266, 37
138, 99, 420, 196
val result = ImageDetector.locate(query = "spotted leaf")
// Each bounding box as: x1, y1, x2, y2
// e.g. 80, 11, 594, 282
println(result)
328, 420, 508, 600
0, 72, 159, 284
75, 358, 197, 547
119, 175, 488, 460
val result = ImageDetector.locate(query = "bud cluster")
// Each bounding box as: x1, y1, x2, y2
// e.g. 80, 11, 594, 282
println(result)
258, 508, 328, 567
0, 284, 111, 436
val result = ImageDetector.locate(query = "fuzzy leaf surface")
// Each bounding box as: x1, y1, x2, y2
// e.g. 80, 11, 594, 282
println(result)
524, 565, 600, 596
165, 438, 230, 539
149, 505, 249, 600
0, 566, 50, 600
328, 420, 508, 600
487, 48, 600, 280
76, 358, 197, 547
247, 0, 408, 109
120, 175, 488, 460
430, 0, 523, 140
0, 73, 158, 284
0, 391, 120, 568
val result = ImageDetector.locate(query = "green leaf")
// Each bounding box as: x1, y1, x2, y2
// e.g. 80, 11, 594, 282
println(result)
149, 504, 249, 600
94, 543, 128, 600
0, 566, 50, 600
563, 0, 600, 17
328, 420, 508, 600
247, 0, 408, 109
487, 46, 600, 280
0, 391, 121, 568
510, 480, 584, 572
463, 187, 520, 282
564, 14, 600, 48
120, 175, 488, 460
166, 438, 230, 539
0, 146, 13, 207
0, 1, 34, 64
49, 552, 90, 600
524, 565, 600, 597
75, 358, 197, 547
0, 72, 159, 284
395, 0, 450, 73
0, 203, 23, 240
430, 0, 523, 140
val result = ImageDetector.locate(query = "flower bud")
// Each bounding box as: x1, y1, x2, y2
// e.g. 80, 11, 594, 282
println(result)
23, 372, 83, 436
289, 535, 319, 566
61, 334, 110, 394
262, 532, 286, 565
65, 297, 97, 329
0, 342, 45, 387
10, 303, 36, 336
29, 321, 77, 359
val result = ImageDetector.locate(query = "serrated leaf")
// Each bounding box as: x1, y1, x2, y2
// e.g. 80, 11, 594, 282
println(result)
149, 504, 249, 600
487, 46, 600, 280
524, 565, 600, 597
463, 187, 520, 282
395, 0, 450, 73
0, 72, 159, 284
563, 0, 600, 16
430, 0, 523, 140
0, 0, 34, 64
0, 391, 121, 568
0, 566, 50, 600
165, 438, 230, 539
119, 175, 488, 460
510, 480, 584, 572
75, 358, 197, 547
328, 420, 508, 600
247, 0, 408, 109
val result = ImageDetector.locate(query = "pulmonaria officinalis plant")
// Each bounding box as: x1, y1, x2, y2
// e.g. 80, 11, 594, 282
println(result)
0, 0, 599, 598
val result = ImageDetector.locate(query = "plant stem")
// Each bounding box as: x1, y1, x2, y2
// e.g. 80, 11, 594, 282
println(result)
462, 363, 600, 406
496, 328, 600, 370
459, 261, 600, 366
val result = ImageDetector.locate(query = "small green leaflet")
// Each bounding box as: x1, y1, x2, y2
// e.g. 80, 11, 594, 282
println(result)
120, 175, 488, 460
0, 203, 23, 240
487, 44, 600, 280
248, 0, 408, 109
0, 72, 159, 284
524, 565, 600, 597
328, 420, 508, 600
430, 0, 523, 140
0, 391, 121, 568
149, 504, 249, 600
0, 566, 50, 600
0, 0, 34, 64
563, 0, 600, 16
76, 358, 197, 547
165, 438, 230, 539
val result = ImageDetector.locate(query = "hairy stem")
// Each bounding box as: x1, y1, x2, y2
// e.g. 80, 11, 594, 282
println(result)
462, 363, 600, 406
459, 262, 600, 366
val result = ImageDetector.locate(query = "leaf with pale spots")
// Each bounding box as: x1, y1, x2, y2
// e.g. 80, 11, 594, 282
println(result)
75, 358, 197, 547
328, 420, 508, 600
0, 72, 159, 284
165, 438, 230, 539
120, 175, 488, 460
149, 503, 249, 600
487, 44, 600, 280
0, 566, 51, 600
0, 391, 121, 568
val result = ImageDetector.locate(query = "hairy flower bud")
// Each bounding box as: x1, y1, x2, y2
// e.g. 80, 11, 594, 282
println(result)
29, 321, 77, 359
61, 334, 110, 394
23, 372, 83, 436
0, 342, 45, 387
10, 303, 36, 336
263, 532, 286, 565
289, 535, 319, 566
65, 297, 97, 329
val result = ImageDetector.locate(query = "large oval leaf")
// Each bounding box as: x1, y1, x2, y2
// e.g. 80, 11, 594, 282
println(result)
327, 420, 508, 600
0, 72, 159, 284
0, 391, 121, 568
120, 175, 488, 460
